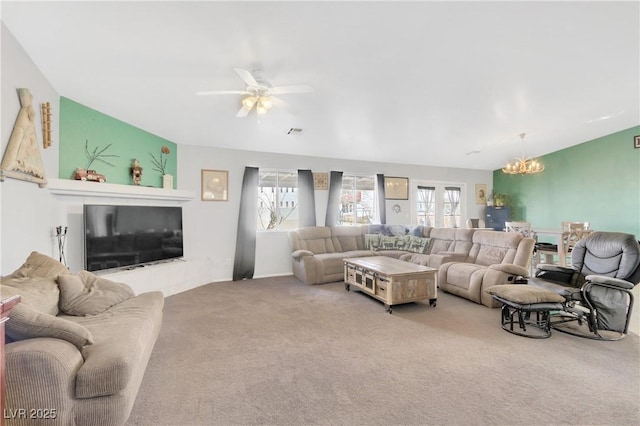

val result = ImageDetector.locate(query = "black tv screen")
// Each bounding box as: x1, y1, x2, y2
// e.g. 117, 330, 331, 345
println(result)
83, 204, 183, 272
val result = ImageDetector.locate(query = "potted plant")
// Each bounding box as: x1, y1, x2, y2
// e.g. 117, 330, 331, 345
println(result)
487, 190, 510, 208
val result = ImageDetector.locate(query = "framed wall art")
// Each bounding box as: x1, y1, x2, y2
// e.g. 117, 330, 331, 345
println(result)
634, 135, 640, 149
313, 172, 328, 190
201, 169, 228, 201
384, 176, 409, 200
475, 183, 487, 205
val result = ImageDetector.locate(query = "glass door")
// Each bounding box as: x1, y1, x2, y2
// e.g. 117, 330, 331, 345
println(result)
413, 181, 466, 228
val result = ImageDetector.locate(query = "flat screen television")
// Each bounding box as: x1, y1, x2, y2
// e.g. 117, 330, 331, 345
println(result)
83, 204, 183, 272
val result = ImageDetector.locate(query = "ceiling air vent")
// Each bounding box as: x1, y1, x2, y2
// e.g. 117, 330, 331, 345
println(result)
287, 128, 303, 135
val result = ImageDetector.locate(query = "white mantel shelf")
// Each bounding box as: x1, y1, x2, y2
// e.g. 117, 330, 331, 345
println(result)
46, 178, 195, 201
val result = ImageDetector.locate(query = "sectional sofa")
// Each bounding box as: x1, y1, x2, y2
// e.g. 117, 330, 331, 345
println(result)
288, 225, 535, 308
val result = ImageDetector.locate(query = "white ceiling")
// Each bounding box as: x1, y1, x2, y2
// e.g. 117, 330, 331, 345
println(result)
2, 1, 638, 170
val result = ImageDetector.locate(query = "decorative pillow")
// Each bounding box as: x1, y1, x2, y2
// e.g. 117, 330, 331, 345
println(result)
408, 236, 431, 254
2, 300, 93, 349
378, 235, 410, 250
8, 251, 69, 279
364, 234, 381, 250
57, 271, 135, 316
484, 285, 566, 304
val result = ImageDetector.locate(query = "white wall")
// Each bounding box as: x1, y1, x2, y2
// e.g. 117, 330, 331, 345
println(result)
1, 23, 62, 274
1, 24, 493, 295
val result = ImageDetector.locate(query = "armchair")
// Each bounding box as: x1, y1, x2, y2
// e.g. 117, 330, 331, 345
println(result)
528, 232, 640, 340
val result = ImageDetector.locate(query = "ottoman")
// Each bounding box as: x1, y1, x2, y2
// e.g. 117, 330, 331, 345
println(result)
484, 285, 566, 338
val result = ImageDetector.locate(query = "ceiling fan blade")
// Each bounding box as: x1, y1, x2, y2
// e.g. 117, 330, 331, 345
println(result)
236, 104, 252, 118
270, 84, 314, 95
233, 68, 259, 87
269, 96, 297, 115
196, 90, 249, 96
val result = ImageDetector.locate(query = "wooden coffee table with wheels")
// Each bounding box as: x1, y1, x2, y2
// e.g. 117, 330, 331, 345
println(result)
343, 256, 437, 313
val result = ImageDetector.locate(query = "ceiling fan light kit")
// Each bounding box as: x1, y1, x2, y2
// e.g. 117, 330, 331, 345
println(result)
198, 68, 312, 117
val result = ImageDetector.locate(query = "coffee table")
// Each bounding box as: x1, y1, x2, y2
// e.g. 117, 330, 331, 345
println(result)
343, 256, 437, 313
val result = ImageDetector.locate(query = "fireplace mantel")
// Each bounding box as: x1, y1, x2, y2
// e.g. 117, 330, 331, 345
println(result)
46, 178, 195, 202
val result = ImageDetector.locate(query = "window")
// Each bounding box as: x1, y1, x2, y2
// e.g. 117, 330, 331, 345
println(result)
443, 186, 462, 228
338, 174, 376, 225
413, 182, 465, 228
416, 186, 436, 226
257, 170, 298, 230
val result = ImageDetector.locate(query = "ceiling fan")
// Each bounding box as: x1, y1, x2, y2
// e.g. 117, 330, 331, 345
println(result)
196, 68, 313, 117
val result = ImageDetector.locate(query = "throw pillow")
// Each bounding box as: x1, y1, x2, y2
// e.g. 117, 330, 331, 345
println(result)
364, 234, 381, 250
57, 271, 135, 316
378, 235, 399, 250
9, 251, 69, 279
3, 302, 94, 349
408, 236, 431, 254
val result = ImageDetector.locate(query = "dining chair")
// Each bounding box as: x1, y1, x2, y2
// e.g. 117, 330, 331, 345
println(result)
466, 218, 486, 229
561, 222, 592, 265
505, 221, 533, 237
505, 221, 535, 274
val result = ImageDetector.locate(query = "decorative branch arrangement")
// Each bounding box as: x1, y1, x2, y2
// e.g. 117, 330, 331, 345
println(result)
84, 139, 119, 169
150, 146, 170, 176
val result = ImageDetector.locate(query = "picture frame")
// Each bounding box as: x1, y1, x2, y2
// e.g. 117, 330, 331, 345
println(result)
201, 169, 228, 201
384, 176, 409, 200
313, 172, 328, 190
475, 183, 487, 205
634, 135, 640, 149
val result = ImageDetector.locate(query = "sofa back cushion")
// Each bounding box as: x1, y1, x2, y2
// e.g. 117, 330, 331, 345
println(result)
291, 227, 335, 254
9, 251, 69, 280
471, 231, 523, 266
1, 276, 60, 316
450, 229, 476, 256
428, 228, 456, 254
331, 226, 365, 251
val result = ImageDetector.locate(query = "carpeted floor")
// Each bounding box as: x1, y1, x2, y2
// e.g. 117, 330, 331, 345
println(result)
127, 276, 640, 426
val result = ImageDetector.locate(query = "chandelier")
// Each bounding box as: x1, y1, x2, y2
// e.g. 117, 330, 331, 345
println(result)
502, 133, 544, 175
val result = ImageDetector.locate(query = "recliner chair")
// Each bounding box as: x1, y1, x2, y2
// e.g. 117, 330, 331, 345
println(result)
528, 231, 640, 340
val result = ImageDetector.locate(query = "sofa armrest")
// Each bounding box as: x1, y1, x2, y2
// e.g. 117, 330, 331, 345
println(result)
534, 264, 575, 283
5, 338, 83, 422
585, 275, 635, 290
537, 264, 574, 274
489, 263, 530, 277
291, 249, 314, 261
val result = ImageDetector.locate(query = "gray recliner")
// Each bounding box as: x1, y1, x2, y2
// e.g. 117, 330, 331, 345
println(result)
528, 231, 640, 340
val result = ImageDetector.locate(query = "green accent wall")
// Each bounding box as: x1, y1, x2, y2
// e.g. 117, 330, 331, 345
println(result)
59, 97, 177, 188
493, 126, 640, 238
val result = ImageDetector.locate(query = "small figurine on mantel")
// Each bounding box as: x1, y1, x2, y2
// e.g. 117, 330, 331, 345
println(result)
130, 159, 143, 185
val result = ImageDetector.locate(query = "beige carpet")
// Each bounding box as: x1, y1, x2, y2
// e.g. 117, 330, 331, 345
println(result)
127, 276, 640, 426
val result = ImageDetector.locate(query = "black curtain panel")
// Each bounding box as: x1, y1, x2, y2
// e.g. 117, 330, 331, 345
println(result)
377, 173, 386, 224
233, 166, 259, 281
297, 169, 316, 227
325, 171, 343, 227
